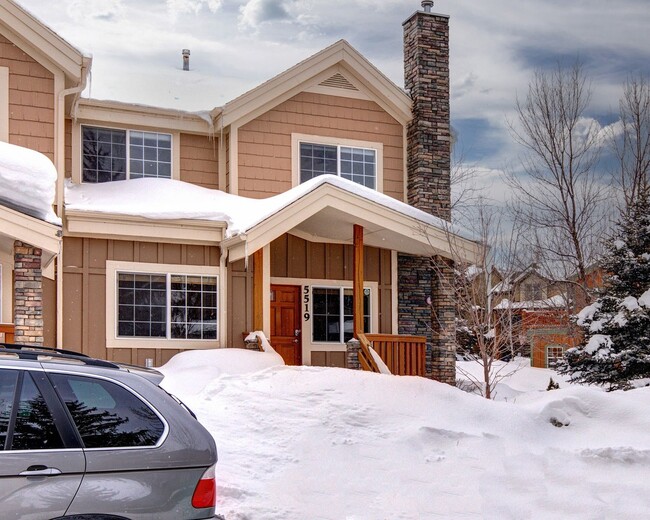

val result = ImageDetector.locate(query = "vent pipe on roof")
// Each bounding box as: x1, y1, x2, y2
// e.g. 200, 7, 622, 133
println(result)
182, 49, 190, 71
421, 0, 433, 12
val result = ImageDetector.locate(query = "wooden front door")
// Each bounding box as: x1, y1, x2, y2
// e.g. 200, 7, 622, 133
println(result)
270, 285, 302, 365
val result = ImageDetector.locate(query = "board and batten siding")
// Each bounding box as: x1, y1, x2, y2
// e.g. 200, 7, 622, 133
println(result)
0, 33, 54, 159
179, 133, 219, 189
237, 91, 404, 200
270, 233, 393, 335
62, 237, 220, 365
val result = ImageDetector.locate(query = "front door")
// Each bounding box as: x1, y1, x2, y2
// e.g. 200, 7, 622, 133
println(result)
270, 285, 302, 365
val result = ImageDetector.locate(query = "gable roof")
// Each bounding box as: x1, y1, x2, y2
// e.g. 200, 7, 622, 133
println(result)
218, 39, 412, 128
0, 0, 89, 86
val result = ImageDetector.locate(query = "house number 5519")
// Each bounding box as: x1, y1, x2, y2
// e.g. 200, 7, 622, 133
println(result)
303, 286, 310, 321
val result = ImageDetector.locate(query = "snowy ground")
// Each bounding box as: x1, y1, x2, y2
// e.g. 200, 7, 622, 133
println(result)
160, 350, 650, 520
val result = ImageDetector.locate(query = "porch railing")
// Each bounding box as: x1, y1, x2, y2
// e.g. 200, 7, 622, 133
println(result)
0, 324, 15, 344
359, 333, 427, 376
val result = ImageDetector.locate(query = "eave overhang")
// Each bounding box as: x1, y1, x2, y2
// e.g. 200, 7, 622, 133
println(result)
65, 210, 225, 245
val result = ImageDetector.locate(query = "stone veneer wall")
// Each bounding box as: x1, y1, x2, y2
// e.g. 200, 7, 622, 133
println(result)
399, 8, 456, 385
13, 241, 44, 346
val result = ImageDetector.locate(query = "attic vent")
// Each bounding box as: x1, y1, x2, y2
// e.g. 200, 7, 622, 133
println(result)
319, 73, 358, 91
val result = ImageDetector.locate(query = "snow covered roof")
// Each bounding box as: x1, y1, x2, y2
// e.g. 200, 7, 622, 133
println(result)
0, 141, 60, 225
493, 295, 567, 310
64, 175, 481, 262
65, 175, 473, 240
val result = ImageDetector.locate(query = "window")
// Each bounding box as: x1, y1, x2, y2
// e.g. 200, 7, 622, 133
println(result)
82, 126, 172, 183
300, 142, 376, 189
523, 283, 543, 301
546, 345, 565, 368
312, 287, 370, 343
0, 369, 17, 450
49, 373, 165, 448
117, 272, 217, 340
11, 372, 63, 450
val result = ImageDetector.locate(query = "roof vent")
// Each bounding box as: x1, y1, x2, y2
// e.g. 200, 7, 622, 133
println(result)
319, 73, 358, 91
421, 0, 433, 12
182, 49, 190, 71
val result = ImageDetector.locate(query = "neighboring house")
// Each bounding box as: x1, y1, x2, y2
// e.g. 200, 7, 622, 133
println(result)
491, 266, 579, 368
0, 0, 481, 383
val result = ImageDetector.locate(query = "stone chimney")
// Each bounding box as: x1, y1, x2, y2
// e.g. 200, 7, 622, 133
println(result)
403, 2, 451, 220
398, 2, 455, 386
182, 49, 190, 71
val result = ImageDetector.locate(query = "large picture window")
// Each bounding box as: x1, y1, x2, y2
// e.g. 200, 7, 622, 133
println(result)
117, 272, 217, 340
300, 142, 376, 189
82, 126, 172, 183
312, 286, 370, 343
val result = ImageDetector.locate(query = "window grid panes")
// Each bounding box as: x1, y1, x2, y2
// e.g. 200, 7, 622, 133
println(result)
171, 275, 218, 340
312, 287, 371, 343
300, 142, 376, 189
129, 131, 172, 179
82, 126, 172, 183
546, 346, 565, 368
117, 272, 217, 341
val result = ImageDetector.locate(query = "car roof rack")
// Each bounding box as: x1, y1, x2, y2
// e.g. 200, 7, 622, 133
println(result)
0, 342, 120, 369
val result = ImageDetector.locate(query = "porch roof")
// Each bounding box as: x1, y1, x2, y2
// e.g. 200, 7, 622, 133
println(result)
222, 175, 482, 264
0, 204, 61, 265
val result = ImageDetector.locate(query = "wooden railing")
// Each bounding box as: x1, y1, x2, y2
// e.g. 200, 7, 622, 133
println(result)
362, 333, 427, 376
0, 324, 15, 344
357, 333, 380, 373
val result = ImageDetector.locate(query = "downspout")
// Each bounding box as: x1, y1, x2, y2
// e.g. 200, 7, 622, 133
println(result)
55, 58, 91, 349
219, 247, 228, 348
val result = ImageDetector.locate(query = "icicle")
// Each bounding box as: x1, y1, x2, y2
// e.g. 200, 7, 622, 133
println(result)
244, 241, 249, 270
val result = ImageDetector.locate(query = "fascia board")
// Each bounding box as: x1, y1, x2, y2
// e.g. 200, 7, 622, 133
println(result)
65, 210, 224, 245
76, 100, 212, 134
0, 205, 60, 254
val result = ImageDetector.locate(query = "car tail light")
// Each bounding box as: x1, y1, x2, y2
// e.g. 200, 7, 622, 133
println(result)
192, 463, 217, 509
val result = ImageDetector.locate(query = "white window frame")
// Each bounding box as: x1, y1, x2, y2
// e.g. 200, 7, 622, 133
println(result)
545, 345, 565, 368
106, 261, 220, 349
291, 133, 383, 192
73, 123, 179, 184
311, 285, 371, 344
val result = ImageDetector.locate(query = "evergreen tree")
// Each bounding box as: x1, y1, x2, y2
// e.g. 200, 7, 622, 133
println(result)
558, 191, 650, 390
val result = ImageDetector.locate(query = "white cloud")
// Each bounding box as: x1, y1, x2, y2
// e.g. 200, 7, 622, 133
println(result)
66, 0, 124, 22
239, 0, 292, 29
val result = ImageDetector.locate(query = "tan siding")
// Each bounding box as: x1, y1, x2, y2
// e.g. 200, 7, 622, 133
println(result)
179, 133, 219, 189
43, 276, 56, 347
238, 91, 404, 200
62, 237, 220, 363
270, 234, 392, 333
0, 34, 55, 160
225, 132, 230, 193
227, 259, 252, 348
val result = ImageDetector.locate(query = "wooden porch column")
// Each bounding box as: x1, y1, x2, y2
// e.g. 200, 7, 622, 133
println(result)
353, 224, 364, 338
252, 249, 264, 331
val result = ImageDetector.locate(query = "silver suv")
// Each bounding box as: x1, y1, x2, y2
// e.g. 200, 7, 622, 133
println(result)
0, 344, 218, 520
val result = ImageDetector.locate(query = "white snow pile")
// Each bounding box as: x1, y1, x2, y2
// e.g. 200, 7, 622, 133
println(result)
64, 175, 474, 240
0, 141, 60, 224
161, 350, 650, 519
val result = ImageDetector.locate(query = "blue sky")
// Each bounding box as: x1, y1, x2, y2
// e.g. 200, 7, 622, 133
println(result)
16, 0, 650, 201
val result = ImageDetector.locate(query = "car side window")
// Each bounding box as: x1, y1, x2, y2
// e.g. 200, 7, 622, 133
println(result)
0, 369, 18, 450
12, 372, 64, 450
50, 374, 164, 448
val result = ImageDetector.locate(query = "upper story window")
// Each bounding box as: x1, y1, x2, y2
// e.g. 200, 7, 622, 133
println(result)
299, 142, 377, 189
82, 126, 172, 183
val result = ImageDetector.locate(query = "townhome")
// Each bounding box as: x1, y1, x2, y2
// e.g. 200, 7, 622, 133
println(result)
0, 0, 481, 383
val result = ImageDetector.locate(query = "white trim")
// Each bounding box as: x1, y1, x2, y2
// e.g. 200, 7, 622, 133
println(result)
0, 66, 8, 142
105, 260, 220, 350
229, 125, 239, 195
291, 132, 384, 192
304, 84, 370, 101
73, 123, 178, 184
262, 244, 271, 337
270, 276, 378, 366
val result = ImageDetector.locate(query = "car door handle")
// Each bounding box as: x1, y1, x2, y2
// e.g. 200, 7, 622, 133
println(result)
19, 465, 62, 476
